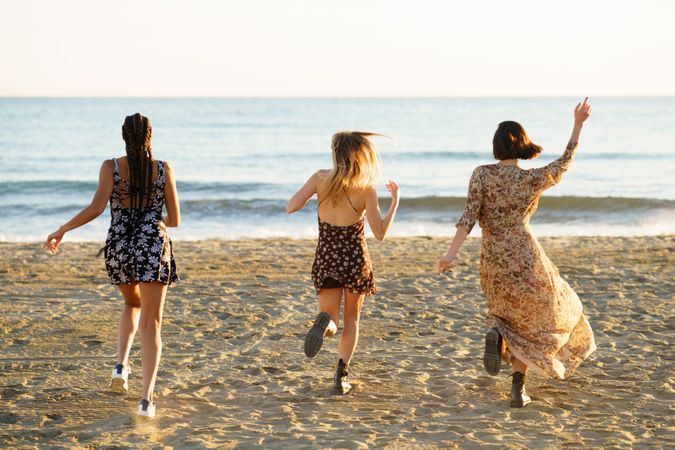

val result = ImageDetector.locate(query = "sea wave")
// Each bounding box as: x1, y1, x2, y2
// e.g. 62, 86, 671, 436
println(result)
0, 180, 280, 196
6, 195, 670, 219
398, 195, 675, 211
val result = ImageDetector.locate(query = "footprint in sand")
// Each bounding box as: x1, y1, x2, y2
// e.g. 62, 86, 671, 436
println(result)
83, 339, 103, 347
1, 385, 27, 400
0, 411, 20, 424
39, 414, 64, 426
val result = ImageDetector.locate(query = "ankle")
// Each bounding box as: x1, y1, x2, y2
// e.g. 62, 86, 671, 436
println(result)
512, 371, 527, 383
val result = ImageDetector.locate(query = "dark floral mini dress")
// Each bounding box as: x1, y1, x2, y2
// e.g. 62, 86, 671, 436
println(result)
311, 198, 376, 296
104, 158, 178, 285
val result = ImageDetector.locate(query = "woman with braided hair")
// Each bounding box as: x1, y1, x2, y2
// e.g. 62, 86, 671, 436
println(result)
44, 113, 180, 418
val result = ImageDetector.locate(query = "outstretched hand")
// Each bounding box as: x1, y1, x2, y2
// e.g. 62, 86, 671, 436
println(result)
43, 229, 64, 254
386, 179, 400, 204
574, 97, 592, 124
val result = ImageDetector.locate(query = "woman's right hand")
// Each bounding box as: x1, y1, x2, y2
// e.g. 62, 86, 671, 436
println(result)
437, 253, 454, 274
386, 179, 400, 204
43, 228, 65, 254
574, 97, 592, 124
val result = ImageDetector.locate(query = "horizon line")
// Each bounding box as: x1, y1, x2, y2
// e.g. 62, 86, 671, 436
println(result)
1, 94, 674, 100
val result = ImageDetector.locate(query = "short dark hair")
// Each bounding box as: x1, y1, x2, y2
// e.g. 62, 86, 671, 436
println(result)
492, 121, 543, 160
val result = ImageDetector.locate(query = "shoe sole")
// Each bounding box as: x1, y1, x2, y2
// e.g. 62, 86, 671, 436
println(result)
304, 312, 331, 358
483, 328, 502, 376
110, 378, 128, 393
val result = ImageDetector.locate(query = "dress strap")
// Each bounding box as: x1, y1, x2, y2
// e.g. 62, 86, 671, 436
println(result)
111, 158, 120, 187
346, 196, 360, 214
318, 193, 362, 214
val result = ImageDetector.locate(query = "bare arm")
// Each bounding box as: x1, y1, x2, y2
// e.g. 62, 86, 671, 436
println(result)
287, 172, 319, 214
438, 167, 482, 273
162, 161, 180, 227
569, 97, 591, 145
534, 97, 592, 191
437, 225, 469, 273
365, 180, 400, 241
44, 160, 114, 253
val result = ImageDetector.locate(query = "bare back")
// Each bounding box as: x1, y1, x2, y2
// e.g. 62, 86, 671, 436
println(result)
316, 170, 367, 226
114, 156, 160, 209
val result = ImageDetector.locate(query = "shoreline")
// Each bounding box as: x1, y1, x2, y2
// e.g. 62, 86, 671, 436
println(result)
3, 232, 675, 245
1, 235, 673, 448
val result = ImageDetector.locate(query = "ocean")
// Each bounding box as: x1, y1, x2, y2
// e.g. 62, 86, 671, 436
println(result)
0, 97, 673, 242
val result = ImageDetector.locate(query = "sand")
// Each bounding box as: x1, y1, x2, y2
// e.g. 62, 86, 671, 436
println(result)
0, 235, 673, 449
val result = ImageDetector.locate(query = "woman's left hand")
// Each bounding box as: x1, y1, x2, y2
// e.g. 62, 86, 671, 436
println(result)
437, 253, 454, 274
43, 229, 64, 254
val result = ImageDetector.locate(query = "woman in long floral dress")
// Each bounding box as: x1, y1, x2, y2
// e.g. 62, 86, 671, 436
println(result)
438, 98, 596, 408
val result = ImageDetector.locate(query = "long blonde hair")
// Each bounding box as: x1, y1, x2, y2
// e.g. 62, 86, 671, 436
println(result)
322, 131, 382, 205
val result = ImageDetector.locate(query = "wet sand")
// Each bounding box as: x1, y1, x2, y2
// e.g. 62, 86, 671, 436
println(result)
0, 236, 673, 449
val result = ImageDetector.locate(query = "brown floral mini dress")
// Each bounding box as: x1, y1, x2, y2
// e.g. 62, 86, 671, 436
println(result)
311, 197, 376, 296
457, 142, 596, 379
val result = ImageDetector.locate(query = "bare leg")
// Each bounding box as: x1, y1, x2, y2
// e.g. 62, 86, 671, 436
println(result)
511, 356, 529, 374
338, 291, 364, 364
501, 336, 512, 364
138, 282, 167, 402
117, 283, 141, 368
318, 287, 342, 337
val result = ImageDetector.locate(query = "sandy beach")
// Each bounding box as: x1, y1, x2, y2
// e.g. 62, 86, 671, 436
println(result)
0, 235, 673, 449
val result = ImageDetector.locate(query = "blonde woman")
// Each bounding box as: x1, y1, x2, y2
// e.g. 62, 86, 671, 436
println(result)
287, 131, 399, 393
438, 99, 596, 407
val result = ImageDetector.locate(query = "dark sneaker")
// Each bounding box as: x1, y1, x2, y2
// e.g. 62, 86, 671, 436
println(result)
304, 312, 331, 358
334, 358, 352, 394
483, 328, 502, 376
510, 372, 532, 408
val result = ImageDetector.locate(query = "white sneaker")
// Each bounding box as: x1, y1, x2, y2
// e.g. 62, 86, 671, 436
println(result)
137, 399, 156, 418
110, 363, 129, 393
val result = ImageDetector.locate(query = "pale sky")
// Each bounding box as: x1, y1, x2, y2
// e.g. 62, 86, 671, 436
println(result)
1, 0, 673, 97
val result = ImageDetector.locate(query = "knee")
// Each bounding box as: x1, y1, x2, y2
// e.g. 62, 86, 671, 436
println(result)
140, 317, 162, 333
124, 301, 141, 310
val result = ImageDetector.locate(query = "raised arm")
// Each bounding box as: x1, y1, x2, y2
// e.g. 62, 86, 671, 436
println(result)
287, 172, 319, 214
44, 160, 114, 254
365, 180, 400, 241
534, 97, 592, 191
162, 161, 180, 227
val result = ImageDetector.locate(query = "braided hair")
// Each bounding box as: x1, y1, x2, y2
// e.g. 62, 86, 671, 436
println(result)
122, 113, 155, 209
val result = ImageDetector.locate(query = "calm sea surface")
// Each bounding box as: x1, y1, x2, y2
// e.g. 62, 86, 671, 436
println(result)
0, 97, 673, 241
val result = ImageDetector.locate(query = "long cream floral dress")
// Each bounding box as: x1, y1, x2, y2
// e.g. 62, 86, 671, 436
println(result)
457, 142, 596, 379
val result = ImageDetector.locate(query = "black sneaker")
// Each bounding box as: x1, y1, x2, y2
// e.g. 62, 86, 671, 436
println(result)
334, 358, 352, 394
483, 328, 502, 376
510, 372, 532, 408
304, 312, 331, 358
